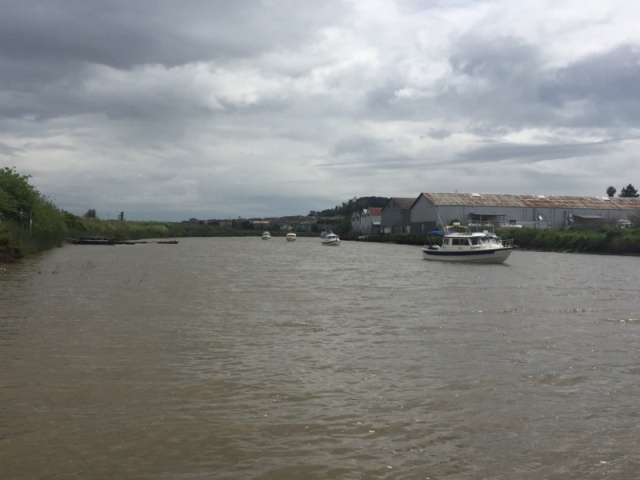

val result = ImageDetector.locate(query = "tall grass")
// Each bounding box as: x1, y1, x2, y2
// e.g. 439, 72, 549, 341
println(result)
497, 227, 640, 255
69, 218, 263, 241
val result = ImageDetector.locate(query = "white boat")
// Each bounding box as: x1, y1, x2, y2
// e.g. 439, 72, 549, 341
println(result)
321, 232, 341, 246
262, 231, 271, 240
422, 224, 514, 263
286, 232, 297, 242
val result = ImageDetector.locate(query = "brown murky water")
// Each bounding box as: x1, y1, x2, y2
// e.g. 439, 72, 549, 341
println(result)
1, 237, 640, 479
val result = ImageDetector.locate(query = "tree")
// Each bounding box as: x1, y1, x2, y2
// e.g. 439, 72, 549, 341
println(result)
0, 167, 38, 223
0, 167, 68, 252
315, 196, 390, 217
606, 186, 616, 198
619, 184, 639, 198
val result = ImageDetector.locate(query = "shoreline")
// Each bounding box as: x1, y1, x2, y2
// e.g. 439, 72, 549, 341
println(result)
3, 215, 640, 265
0, 247, 21, 264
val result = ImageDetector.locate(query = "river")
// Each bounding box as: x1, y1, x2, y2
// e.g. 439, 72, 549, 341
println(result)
1, 237, 639, 479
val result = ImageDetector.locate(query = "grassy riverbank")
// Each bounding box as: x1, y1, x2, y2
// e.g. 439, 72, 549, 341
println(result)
2, 166, 640, 261
4, 218, 640, 263
496, 226, 640, 255
64, 217, 321, 241
353, 227, 640, 255
0, 215, 307, 262
2, 165, 299, 263
1, 167, 69, 262
9, 204, 638, 259
65, 217, 243, 241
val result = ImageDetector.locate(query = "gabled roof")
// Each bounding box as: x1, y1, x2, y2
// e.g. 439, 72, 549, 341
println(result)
384, 197, 415, 210
417, 192, 640, 210
368, 207, 382, 216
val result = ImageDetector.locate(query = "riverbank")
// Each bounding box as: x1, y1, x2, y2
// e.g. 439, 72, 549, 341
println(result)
4, 218, 640, 264
0, 249, 19, 263
349, 227, 640, 255
0, 217, 317, 263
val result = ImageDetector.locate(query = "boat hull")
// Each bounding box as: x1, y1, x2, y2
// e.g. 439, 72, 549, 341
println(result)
322, 240, 340, 246
422, 247, 513, 264
321, 232, 340, 246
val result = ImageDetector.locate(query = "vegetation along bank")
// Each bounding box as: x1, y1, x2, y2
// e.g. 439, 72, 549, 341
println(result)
2, 166, 640, 262
357, 227, 640, 256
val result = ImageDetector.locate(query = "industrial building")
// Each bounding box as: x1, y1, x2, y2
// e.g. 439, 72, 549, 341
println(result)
380, 197, 414, 234
408, 193, 640, 234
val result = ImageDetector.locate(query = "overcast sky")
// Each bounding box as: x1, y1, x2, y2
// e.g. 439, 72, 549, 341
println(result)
2, 0, 640, 221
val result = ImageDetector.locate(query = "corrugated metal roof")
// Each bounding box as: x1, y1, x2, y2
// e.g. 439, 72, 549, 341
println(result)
421, 193, 640, 210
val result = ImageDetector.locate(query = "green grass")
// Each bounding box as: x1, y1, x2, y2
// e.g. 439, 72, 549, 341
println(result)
496, 227, 640, 255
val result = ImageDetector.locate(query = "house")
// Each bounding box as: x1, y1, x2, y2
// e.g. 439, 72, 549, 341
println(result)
409, 193, 640, 234
380, 197, 414, 233
351, 208, 382, 235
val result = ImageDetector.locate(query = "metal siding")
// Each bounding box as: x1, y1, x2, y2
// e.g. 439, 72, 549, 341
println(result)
381, 199, 411, 233
409, 195, 430, 223
413, 192, 640, 229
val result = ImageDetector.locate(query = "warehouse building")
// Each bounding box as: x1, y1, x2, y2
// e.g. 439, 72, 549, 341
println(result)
409, 193, 640, 234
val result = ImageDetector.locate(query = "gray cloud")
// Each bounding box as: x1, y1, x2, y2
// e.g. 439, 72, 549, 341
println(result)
539, 44, 640, 126
455, 138, 623, 164
2, 0, 640, 221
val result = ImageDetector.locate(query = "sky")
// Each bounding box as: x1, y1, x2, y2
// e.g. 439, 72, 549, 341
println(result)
2, 0, 640, 221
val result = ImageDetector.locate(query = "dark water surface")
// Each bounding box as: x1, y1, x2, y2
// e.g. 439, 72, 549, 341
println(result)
1, 237, 640, 479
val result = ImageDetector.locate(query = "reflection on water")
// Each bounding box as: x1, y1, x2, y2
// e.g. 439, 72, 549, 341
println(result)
1, 238, 640, 479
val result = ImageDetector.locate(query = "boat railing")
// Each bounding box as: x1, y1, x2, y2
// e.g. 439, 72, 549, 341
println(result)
502, 239, 514, 248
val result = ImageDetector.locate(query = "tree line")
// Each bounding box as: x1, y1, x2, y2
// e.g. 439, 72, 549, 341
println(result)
309, 196, 389, 217
607, 184, 639, 198
0, 167, 72, 258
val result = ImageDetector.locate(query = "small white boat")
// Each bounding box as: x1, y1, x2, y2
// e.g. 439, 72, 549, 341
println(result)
286, 233, 297, 242
321, 232, 341, 246
422, 224, 514, 263
262, 231, 271, 240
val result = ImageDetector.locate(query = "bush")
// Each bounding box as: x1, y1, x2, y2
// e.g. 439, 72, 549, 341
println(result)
497, 226, 640, 255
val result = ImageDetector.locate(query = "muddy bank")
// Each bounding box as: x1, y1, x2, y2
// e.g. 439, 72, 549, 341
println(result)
0, 247, 22, 264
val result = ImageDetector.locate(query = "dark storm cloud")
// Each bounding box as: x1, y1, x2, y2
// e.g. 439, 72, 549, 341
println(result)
423, 128, 451, 140
418, 34, 640, 140
539, 44, 640, 126
0, 0, 345, 119
364, 33, 550, 131
0, 0, 343, 68
0, 142, 20, 156
439, 34, 553, 130
455, 138, 622, 164
2, 0, 640, 220
450, 34, 539, 81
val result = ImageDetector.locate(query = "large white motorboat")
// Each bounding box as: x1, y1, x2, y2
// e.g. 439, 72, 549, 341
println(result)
422, 224, 514, 263
262, 231, 271, 240
321, 231, 341, 246
286, 232, 297, 242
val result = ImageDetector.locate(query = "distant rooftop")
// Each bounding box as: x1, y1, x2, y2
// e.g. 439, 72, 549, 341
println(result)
420, 192, 640, 209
